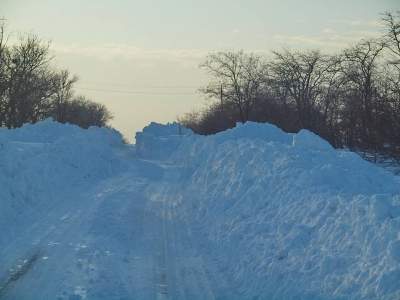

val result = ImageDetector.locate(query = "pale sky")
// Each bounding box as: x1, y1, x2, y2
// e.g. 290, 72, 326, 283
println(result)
1, 0, 399, 140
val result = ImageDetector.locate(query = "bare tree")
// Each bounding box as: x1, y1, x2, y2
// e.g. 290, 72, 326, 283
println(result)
200, 51, 268, 123
51, 69, 78, 122
61, 96, 112, 128
185, 11, 400, 162
340, 40, 385, 149
382, 11, 400, 64
0, 21, 9, 126
0, 25, 111, 129
269, 49, 333, 129
5, 34, 54, 127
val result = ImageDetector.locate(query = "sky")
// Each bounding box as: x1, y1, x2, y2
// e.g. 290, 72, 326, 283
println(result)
1, 0, 399, 140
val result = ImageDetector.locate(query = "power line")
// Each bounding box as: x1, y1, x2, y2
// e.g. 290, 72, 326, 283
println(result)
79, 81, 199, 89
74, 86, 198, 96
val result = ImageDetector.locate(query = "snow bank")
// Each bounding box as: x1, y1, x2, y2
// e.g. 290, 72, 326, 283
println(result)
3, 119, 400, 299
137, 121, 400, 300
0, 119, 129, 247
135, 122, 192, 160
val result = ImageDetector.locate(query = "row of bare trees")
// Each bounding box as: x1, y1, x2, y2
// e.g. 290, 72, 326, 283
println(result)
0, 23, 112, 129
181, 11, 400, 159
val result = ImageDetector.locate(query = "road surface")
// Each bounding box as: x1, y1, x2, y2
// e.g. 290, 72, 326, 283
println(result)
0, 160, 233, 300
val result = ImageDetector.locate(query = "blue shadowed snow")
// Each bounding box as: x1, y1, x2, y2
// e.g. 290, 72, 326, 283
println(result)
1, 120, 400, 300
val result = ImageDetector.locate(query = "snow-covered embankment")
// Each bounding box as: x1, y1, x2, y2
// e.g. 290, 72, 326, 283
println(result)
1, 119, 400, 299
137, 121, 400, 299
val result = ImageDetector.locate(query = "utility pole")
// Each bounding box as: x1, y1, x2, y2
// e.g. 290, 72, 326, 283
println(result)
220, 84, 223, 112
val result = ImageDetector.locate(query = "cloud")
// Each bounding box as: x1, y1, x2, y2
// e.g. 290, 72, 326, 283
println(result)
329, 18, 383, 29
272, 27, 381, 52
51, 43, 209, 65
322, 28, 336, 34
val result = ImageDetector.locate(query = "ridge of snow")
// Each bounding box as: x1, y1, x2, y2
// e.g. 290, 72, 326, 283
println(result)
0, 120, 129, 247
137, 121, 400, 299
1, 119, 400, 299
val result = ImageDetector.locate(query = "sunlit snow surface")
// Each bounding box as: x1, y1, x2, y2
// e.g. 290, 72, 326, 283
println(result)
0, 119, 399, 299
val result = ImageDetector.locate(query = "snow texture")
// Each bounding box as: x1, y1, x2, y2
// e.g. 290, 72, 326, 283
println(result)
1, 119, 400, 299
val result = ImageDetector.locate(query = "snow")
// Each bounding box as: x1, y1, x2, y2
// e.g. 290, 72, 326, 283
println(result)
293, 129, 333, 151
135, 122, 192, 160
1, 120, 400, 299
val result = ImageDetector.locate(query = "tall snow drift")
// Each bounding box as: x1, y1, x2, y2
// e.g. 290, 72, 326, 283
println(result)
0, 120, 128, 247
137, 121, 400, 300
1, 119, 400, 299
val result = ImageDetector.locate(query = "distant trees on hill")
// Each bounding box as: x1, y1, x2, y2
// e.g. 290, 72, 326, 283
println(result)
0, 23, 112, 129
180, 11, 400, 160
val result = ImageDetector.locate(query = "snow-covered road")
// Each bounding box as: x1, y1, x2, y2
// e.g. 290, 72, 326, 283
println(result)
147, 163, 233, 300
0, 160, 230, 300
2, 120, 400, 299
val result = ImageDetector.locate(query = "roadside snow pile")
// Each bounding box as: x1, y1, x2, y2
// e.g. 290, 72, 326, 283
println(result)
0, 119, 128, 247
138, 121, 400, 300
135, 122, 192, 159
3, 119, 400, 299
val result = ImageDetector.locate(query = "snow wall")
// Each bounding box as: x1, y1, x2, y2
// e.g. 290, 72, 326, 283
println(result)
0, 119, 129, 247
136, 121, 400, 300
1, 119, 400, 299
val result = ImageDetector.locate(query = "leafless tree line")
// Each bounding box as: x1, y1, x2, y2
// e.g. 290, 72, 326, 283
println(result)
0, 22, 112, 129
181, 11, 400, 159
